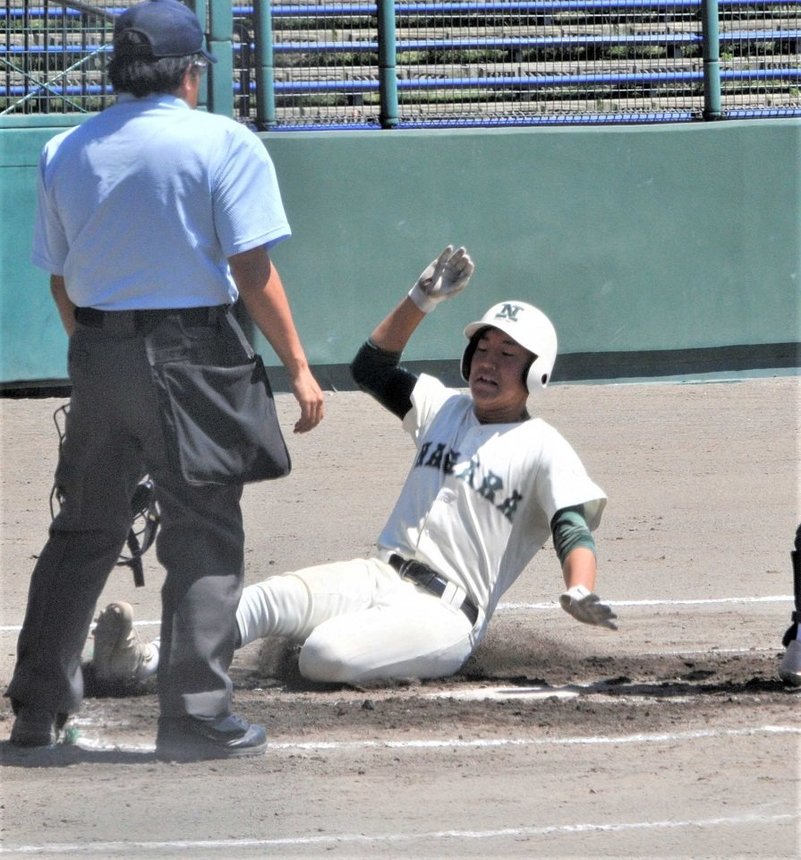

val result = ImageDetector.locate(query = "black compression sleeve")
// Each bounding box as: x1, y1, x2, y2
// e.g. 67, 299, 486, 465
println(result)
350, 339, 417, 419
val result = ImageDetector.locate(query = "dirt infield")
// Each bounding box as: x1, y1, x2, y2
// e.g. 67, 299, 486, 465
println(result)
1, 375, 799, 858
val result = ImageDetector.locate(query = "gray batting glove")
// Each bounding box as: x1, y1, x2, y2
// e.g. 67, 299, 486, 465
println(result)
408, 245, 475, 314
559, 585, 618, 630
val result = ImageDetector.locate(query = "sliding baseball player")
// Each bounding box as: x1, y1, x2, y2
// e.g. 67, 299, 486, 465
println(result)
92, 245, 617, 687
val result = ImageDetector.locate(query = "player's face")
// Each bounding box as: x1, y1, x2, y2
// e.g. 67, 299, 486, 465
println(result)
468, 328, 531, 423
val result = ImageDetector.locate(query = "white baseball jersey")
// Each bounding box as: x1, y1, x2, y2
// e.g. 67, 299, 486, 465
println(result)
377, 374, 607, 623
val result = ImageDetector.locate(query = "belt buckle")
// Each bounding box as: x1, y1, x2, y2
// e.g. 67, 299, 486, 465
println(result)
398, 557, 417, 579
402, 558, 436, 589
390, 554, 413, 578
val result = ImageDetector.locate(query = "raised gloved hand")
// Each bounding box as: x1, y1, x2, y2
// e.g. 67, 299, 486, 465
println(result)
559, 585, 618, 630
408, 245, 474, 314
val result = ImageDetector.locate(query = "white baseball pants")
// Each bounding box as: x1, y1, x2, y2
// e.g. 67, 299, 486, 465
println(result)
236, 557, 477, 683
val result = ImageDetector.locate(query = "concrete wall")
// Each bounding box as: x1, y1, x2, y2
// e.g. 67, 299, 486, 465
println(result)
1, 119, 799, 388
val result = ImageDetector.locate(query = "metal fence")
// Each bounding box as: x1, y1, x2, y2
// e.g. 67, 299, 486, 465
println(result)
2, 1, 116, 115
2, 0, 799, 125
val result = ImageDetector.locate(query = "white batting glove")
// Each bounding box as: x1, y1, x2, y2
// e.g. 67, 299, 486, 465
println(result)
559, 585, 618, 630
408, 245, 475, 314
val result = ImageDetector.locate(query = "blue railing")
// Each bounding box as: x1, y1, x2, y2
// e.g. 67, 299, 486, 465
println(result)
2, 0, 799, 126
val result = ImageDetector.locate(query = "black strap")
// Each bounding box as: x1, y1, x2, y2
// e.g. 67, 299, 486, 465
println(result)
125, 555, 145, 589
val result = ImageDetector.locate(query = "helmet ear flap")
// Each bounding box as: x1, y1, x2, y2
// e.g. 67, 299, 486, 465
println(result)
526, 358, 552, 396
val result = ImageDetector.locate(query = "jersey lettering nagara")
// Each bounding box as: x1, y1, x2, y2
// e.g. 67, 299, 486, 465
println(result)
414, 441, 524, 523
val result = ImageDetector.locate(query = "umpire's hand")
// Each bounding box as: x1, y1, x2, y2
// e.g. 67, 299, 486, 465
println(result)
560, 585, 618, 630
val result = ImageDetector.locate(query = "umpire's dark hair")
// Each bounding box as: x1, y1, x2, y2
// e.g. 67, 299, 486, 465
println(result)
108, 31, 200, 97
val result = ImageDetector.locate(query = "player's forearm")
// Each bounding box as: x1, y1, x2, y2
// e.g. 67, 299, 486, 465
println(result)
561, 546, 597, 592
50, 275, 75, 336
559, 548, 617, 629
368, 296, 427, 353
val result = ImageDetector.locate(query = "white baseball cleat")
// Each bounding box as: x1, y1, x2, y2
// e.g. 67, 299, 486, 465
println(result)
778, 639, 801, 687
93, 601, 156, 687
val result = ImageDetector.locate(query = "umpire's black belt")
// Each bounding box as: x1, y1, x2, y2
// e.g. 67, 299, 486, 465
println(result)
388, 554, 479, 626
75, 305, 227, 334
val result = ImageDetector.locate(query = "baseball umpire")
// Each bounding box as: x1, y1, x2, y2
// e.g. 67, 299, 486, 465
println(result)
6, 0, 324, 758
90, 245, 616, 689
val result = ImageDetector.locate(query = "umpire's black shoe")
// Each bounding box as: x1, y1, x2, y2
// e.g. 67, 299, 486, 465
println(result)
9, 707, 67, 748
155, 713, 268, 761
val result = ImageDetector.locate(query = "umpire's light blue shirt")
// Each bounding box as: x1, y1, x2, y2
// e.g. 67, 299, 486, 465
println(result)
31, 94, 291, 310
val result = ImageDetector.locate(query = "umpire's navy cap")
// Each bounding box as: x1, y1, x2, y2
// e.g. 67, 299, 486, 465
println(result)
114, 0, 217, 63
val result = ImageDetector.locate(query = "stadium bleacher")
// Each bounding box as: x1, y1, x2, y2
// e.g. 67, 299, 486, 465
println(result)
1, 0, 799, 126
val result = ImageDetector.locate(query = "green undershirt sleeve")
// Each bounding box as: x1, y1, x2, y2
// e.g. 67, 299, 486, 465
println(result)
550, 505, 596, 566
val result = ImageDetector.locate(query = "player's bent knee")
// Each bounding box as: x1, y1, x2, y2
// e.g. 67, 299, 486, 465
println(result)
298, 636, 362, 684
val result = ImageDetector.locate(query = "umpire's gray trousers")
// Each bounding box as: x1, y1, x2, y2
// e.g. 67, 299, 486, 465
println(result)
6, 310, 248, 723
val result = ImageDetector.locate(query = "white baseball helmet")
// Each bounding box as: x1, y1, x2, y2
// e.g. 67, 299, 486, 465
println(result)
461, 300, 558, 394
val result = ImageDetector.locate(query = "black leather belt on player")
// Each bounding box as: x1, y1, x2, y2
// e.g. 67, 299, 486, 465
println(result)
74, 305, 227, 333
388, 554, 479, 626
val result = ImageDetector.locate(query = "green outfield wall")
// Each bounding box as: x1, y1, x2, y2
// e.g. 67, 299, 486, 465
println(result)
1, 119, 799, 390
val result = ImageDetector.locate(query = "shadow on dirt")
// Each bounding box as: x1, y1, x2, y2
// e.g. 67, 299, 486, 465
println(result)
0, 740, 157, 768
